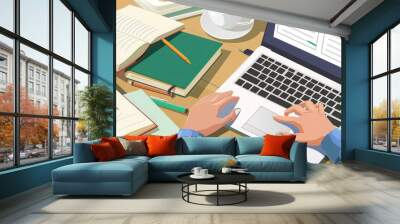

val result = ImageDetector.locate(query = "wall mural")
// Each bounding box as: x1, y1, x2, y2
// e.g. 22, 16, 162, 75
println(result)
115, 0, 342, 164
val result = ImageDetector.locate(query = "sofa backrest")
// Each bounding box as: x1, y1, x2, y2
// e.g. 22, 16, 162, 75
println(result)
177, 137, 236, 155
73, 139, 100, 163
235, 137, 263, 155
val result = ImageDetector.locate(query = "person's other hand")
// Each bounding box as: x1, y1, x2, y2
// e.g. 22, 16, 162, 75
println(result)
273, 101, 335, 147
182, 91, 240, 136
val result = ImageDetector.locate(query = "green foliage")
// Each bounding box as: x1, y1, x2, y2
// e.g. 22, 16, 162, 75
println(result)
79, 84, 113, 140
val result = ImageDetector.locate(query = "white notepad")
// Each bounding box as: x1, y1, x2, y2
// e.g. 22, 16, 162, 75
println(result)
116, 91, 157, 136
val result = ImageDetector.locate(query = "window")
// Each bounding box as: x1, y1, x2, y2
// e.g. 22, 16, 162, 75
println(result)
371, 23, 400, 154
0, 0, 91, 170
28, 67, 34, 80
28, 81, 34, 94
0, 72, 6, 85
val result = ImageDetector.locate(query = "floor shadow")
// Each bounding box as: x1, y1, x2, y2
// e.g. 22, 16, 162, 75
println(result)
203, 190, 295, 207
188, 49, 231, 98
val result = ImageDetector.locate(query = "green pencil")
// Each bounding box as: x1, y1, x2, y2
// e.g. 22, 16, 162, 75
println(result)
151, 97, 188, 114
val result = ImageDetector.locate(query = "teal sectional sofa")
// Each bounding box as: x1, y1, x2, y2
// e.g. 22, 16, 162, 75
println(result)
52, 137, 307, 196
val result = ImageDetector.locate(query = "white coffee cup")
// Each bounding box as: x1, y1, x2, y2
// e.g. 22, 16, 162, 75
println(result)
199, 169, 209, 176
207, 10, 253, 30
221, 167, 232, 174
191, 167, 202, 176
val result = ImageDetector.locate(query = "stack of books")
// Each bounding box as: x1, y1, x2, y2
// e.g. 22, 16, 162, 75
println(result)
117, 6, 222, 97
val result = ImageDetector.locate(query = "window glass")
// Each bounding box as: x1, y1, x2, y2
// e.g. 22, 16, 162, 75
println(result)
0, 0, 14, 31
372, 121, 388, 151
20, 0, 49, 49
372, 76, 387, 119
0, 116, 14, 169
0, 34, 13, 112
74, 18, 89, 69
391, 24, 400, 70
75, 120, 88, 143
372, 33, 387, 76
19, 117, 49, 165
53, 59, 72, 116
391, 120, 400, 153
74, 69, 89, 118
20, 44, 49, 115
53, 0, 72, 60
391, 72, 400, 117
53, 119, 72, 157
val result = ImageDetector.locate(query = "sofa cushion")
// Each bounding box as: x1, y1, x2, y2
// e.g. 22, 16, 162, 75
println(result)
236, 155, 293, 172
260, 134, 296, 159
91, 142, 118, 161
101, 137, 127, 158
149, 154, 235, 172
177, 137, 235, 155
53, 158, 147, 183
236, 137, 263, 155
147, 134, 178, 157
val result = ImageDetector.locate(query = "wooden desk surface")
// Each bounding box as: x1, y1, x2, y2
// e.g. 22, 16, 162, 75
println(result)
116, 0, 266, 137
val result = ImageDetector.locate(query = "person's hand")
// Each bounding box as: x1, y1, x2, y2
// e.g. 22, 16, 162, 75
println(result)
273, 101, 335, 147
182, 91, 240, 136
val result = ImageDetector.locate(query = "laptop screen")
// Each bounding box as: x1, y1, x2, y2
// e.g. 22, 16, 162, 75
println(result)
262, 23, 342, 83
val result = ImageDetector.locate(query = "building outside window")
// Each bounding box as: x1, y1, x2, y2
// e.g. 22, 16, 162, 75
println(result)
370, 22, 400, 154
0, 0, 91, 170
28, 81, 34, 94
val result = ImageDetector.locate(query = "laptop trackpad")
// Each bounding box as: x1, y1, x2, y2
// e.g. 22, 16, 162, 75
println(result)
242, 106, 291, 136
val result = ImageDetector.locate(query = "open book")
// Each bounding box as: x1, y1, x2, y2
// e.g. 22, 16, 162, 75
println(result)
116, 5, 184, 71
116, 91, 157, 136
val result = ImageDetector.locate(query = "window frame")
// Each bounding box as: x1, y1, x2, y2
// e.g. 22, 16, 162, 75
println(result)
0, 0, 92, 171
370, 20, 400, 154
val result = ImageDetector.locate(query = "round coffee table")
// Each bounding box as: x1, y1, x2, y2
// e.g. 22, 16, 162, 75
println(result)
177, 173, 255, 206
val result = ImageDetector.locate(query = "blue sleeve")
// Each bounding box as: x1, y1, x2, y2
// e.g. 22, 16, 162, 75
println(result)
177, 129, 203, 138
315, 128, 341, 164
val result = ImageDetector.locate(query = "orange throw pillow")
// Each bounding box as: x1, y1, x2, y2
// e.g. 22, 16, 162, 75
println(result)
101, 137, 126, 158
146, 134, 178, 157
259, 134, 296, 159
91, 142, 117, 162
124, 135, 148, 141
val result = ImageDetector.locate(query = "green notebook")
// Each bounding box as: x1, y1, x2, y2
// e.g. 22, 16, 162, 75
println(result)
125, 32, 222, 96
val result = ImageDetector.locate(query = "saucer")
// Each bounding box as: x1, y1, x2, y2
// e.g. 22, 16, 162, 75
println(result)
200, 11, 254, 40
190, 174, 215, 179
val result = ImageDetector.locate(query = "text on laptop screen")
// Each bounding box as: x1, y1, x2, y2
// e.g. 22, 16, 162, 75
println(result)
273, 24, 341, 67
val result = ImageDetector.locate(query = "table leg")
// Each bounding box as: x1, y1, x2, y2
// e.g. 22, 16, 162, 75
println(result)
217, 184, 219, 206
195, 184, 198, 192
245, 183, 247, 201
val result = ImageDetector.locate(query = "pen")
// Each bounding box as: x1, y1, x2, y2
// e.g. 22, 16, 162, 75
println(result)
161, 38, 191, 64
150, 96, 188, 114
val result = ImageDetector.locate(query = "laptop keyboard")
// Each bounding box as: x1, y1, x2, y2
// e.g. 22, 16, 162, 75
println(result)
235, 54, 341, 127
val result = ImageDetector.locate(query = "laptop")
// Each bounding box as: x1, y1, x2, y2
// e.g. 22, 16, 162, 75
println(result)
217, 23, 342, 137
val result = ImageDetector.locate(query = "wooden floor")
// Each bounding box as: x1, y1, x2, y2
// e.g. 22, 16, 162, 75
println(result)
1, 162, 400, 224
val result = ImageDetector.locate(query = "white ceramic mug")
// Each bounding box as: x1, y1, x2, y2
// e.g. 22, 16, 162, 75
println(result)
191, 167, 202, 176
200, 169, 209, 176
221, 167, 232, 174
207, 10, 253, 30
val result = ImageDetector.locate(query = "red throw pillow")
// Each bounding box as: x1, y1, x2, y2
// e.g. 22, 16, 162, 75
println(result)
101, 137, 126, 158
146, 134, 178, 157
124, 135, 148, 141
91, 142, 117, 162
260, 134, 296, 159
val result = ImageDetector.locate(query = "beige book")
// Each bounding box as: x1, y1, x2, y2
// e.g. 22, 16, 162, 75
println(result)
116, 91, 157, 136
116, 5, 184, 71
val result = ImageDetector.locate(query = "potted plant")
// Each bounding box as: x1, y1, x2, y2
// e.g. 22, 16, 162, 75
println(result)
79, 84, 113, 140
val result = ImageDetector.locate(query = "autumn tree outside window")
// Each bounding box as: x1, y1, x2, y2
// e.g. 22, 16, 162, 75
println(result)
0, 0, 91, 170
